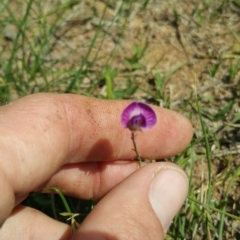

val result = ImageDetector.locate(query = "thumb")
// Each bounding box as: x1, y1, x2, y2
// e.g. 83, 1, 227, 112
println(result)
71, 162, 188, 240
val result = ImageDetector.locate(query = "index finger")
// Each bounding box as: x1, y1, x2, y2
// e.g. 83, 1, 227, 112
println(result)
0, 93, 192, 223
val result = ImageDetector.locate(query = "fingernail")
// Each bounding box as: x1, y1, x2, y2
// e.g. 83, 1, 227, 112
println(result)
149, 167, 188, 232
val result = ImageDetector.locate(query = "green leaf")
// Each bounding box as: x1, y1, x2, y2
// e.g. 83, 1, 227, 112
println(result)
201, 100, 235, 121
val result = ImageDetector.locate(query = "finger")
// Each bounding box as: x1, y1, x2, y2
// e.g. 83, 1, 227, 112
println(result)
70, 162, 188, 240
0, 205, 71, 240
0, 92, 192, 180
0, 93, 192, 223
44, 161, 139, 200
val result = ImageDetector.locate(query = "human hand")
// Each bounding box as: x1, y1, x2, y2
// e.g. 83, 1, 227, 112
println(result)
0, 93, 193, 240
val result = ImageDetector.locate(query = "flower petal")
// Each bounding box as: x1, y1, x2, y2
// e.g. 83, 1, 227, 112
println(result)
121, 102, 157, 131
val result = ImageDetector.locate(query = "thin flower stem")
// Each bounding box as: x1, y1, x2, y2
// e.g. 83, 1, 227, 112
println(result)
131, 131, 142, 167
42, 186, 72, 214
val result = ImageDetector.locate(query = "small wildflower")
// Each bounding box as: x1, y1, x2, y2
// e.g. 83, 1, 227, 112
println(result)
121, 102, 157, 131
121, 101, 157, 167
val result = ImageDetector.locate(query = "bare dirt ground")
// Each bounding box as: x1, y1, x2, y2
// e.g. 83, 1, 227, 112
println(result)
2, 1, 240, 104
1, 0, 240, 239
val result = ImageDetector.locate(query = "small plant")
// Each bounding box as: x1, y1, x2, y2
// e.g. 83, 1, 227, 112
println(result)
124, 43, 148, 70
42, 186, 81, 235
121, 101, 156, 166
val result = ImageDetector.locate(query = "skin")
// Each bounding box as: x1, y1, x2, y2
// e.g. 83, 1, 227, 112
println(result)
0, 93, 193, 240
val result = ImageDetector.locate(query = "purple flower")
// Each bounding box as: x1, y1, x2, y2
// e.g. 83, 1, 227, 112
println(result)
121, 102, 157, 131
